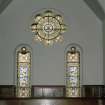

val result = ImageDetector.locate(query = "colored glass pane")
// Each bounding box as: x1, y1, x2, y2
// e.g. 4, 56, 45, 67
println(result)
66, 47, 80, 97
16, 47, 31, 97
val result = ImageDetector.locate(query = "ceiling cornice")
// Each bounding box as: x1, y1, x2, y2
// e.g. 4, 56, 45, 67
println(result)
83, 0, 105, 22
0, 0, 105, 22
0, 0, 12, 14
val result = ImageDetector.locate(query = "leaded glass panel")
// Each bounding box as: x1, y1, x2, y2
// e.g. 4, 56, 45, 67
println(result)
66, 77, 80, 87
31, 10, 67, 46
66, 66, 79, 77
18, 53, 30, 62
17, 87, 31, 97
66, 88, 80, 97
16, 46, 31, 97
66, 47, 80, 97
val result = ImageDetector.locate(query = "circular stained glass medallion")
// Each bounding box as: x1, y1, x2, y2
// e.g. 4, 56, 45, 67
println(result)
31, 10, 67, 46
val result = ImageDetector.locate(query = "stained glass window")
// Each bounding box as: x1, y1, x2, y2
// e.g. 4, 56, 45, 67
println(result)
31, 10, 67, 46
66, 47, 81, 97
16, 46, 31, 97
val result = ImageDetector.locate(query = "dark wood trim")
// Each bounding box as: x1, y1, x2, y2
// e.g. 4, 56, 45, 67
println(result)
0, 85, 104, 98
0, 85, 16, 98
0, 85, 15, 87
32, 85, 65, 97
32, 85, 65, 87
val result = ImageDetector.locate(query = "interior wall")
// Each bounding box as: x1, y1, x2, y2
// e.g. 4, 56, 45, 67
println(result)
0, 0, 103, 85
103, 20, 105, 84
98, 0, 105, 84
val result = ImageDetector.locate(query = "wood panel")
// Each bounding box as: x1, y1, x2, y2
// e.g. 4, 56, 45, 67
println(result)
0, 85, 104, 98
0, 85, 15, 98
32, 85, 65, 97
83, 85, 104, 97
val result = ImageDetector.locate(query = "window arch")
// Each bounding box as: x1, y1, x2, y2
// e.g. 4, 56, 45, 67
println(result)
16, 45, 32, 97
65, 44, 82, 97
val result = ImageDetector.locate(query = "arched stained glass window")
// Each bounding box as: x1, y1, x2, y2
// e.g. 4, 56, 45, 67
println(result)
66, 46, 81, 97
16, 46, 31, 97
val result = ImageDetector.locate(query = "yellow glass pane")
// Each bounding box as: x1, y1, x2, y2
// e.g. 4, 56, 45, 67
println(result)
18, 53, 30, 63
18, 79, 30, 87
55, 15, 63, 23
66, 88, 80, 97
17, 87, 31, 97
67, 52, 79, 62
67, 62, 79, 67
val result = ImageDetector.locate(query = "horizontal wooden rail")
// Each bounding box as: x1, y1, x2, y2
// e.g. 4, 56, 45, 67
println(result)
0, 85, 104, 98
